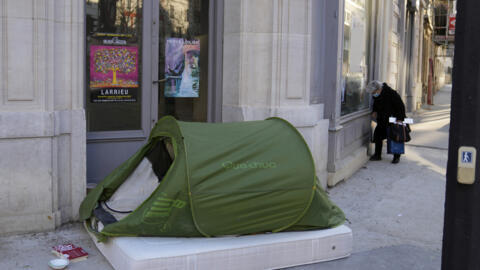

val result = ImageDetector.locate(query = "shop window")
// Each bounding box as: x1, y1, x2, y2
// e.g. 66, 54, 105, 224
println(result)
85, 0, 143, 131
341, 0, 370, 116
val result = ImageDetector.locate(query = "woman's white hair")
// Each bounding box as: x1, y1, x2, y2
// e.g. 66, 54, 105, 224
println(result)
366, 80, 383, 93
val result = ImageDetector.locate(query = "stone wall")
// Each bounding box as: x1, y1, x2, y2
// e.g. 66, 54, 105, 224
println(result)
222, 0, 329, 188
0, 0, 85, 234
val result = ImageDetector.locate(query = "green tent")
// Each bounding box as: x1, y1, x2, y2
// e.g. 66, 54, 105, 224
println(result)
80, 116, 344, 240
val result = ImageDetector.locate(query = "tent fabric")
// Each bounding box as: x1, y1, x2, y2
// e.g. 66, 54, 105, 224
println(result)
80, 116, 345, 240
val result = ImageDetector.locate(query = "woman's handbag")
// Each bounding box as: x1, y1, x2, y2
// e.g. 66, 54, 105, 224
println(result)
388, 123, 411, 143
386, 123, 411, 155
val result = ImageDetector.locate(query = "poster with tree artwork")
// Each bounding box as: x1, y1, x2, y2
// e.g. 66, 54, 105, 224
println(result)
90, 45, 138, 88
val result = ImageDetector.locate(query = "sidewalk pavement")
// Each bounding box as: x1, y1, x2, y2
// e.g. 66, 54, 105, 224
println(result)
286, 85, 452, 270
0, 86, 452, 270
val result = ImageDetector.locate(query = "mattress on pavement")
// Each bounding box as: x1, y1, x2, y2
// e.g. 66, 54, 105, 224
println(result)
87, 224, 352, 270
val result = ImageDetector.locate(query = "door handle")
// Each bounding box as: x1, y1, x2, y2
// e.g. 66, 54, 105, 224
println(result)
153, 78, 167, 84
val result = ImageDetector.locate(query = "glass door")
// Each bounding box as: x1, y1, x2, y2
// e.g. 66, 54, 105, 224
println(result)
155, 0, 210, 122
85, 0, 219, 184
86, 0, 151, 184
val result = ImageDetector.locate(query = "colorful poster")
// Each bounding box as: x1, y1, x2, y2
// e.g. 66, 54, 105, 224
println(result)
90, 45, 138, 88
164, 38, 200, 98
90, 45, 139, 103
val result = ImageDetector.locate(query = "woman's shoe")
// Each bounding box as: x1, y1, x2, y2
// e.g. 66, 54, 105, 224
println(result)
392, 155, 400, 164
370, 155, 381, 161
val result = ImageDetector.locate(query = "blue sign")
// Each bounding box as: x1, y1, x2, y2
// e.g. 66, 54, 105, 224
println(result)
462, 151, 473, 163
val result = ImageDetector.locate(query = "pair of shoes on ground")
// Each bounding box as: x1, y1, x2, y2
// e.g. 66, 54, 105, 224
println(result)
369, 155, 400, 164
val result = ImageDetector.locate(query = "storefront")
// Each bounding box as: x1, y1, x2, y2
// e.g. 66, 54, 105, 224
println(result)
321, 0, 373, 186
1, 0, 434, 235
83, 0, 378, 187
85, 0, 223, 184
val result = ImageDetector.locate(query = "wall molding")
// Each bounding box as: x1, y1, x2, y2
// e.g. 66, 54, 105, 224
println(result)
0, 0, 84, 112
271, 0, 311, 106
0, 109, 84, 139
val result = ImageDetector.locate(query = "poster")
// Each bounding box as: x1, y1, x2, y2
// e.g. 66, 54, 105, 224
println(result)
164, 38, 200, 98
89, 45, 139, 103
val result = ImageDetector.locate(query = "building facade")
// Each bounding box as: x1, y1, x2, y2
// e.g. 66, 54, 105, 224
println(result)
1, 0, 439, 234
0, 0, 86, 233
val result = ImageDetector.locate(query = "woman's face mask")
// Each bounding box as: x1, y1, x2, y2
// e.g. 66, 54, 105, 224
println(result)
372, 92, 380, 98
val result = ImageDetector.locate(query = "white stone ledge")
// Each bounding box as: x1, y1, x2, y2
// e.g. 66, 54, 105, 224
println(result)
0, 109, 84, 139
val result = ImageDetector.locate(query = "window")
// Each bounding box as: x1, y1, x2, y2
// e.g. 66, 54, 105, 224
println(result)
85, 0, 143, 131
157, 0, 209, 122
341, 0, 370, 116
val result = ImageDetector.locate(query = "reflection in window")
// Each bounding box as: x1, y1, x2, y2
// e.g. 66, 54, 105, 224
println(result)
87, 0, 142, 34
341, 0, 370, 116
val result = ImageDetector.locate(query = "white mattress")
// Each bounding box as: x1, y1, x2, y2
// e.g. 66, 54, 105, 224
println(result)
88, 225, 352, 270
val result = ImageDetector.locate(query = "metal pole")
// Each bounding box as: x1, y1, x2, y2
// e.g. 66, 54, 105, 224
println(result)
427, 0, 435, 105
441, 0, 480, 269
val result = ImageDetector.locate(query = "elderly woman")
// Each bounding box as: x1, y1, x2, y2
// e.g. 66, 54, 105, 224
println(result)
367, 80, 406, 164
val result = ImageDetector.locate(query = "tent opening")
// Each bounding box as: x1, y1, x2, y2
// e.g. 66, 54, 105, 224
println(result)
93, 138, 175, 229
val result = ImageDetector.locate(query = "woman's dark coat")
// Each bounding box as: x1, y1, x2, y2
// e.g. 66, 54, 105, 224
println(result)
372, 83, 406, 141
